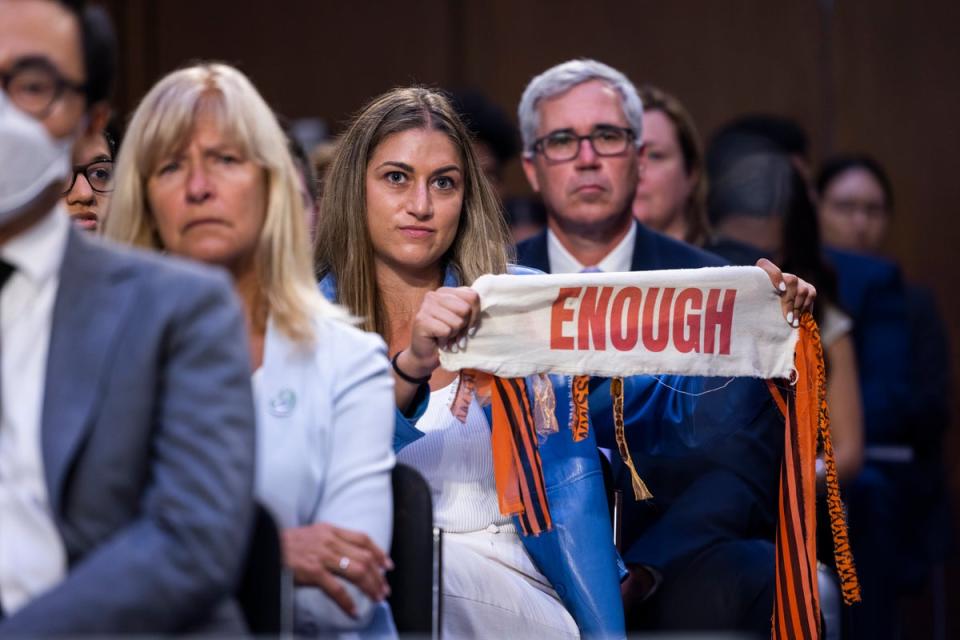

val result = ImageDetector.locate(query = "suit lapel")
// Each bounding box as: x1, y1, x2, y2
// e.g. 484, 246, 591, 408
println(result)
516, 231, 551, 273
42, 229, 136, 511
630, 223, 662, 271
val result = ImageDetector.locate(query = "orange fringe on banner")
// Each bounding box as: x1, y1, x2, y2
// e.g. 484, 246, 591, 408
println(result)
478, 312, 859, 632
767, 312, 860, 640
611, 376, 653, 501
809, 321, 862, 606
487, 374, 553, 535
570, 375, 591, 442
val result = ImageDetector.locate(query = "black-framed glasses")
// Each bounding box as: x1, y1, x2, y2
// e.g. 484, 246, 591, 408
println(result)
1, 57, 86, 119
532, 126, 636, 162
63, 160, 114, 195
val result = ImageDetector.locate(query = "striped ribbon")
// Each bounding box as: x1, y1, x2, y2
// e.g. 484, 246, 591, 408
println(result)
488, 375, 553, 535
452, 311, 860, 636
767, 312, 860, 639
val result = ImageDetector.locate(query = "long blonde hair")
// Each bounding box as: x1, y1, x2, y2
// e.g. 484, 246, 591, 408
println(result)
105, 62, 347, 343
315, 87, 512, 337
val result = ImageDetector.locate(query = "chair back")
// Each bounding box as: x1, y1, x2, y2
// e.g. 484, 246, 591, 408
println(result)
236, 503, 290, 634
388, 463, 442, 636
597, 450, 623, 550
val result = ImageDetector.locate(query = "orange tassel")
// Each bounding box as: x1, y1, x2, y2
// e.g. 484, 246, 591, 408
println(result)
807, 318, 862, 605
611, 377, 653, 501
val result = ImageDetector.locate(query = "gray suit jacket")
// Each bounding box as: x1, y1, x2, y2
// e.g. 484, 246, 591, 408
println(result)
0, 227, 256, 634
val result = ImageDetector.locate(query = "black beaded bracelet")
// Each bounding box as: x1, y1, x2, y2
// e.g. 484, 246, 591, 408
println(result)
391, 351, 432, 385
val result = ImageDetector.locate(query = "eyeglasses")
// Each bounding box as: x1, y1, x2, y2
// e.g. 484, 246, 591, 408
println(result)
1, 57, 86, 119
824, 198, 887, 219
63, 160, 114, 195
532, 126, 636, 162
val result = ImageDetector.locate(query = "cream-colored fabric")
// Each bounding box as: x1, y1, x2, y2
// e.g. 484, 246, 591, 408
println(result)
441, 528, 579, 639
397, 381, 512, 533
441, 266, 797, 380
399, 382, 576, 638
820, 302, 853, 349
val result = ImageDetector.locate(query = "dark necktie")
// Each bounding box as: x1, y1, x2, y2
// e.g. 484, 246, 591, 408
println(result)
0, 258, 11, 618
0, 258, 13, 380
0, 259, 12, 289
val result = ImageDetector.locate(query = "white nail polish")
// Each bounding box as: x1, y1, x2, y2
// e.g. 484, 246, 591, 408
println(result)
779, 281, 787, 292
793, 318, 800, 328
459, 336, 467, 350
786, 311, 794, 325
449, 342, 458, 354
469, 325, 479, 337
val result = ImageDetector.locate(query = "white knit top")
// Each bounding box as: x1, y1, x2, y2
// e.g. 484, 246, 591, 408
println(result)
397, 380, 514, 533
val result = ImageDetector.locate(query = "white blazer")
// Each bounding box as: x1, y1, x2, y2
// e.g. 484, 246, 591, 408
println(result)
253, 314, 395, 634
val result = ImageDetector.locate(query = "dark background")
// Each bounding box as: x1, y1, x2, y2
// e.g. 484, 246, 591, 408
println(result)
97, 1, 960, 635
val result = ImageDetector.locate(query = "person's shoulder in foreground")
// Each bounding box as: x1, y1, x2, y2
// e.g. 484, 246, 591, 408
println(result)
3, 229, 257, 634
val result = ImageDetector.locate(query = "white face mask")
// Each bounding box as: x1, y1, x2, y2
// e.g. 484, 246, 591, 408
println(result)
0, 90, 74, 223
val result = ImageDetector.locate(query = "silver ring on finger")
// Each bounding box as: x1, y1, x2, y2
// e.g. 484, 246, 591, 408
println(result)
338, 555, 351, 573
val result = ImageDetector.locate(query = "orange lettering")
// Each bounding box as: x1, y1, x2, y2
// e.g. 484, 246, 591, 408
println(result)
611, 287, 642, 351
673, 288, 703, 353
703, 289, 737, 354
550, 288, 581, 350
642, 287, 675, 352
578, 286, 613, 350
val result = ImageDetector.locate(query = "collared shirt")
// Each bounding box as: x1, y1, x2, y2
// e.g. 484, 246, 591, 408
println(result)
546, 219, 637, 274
0, 206, 69, 613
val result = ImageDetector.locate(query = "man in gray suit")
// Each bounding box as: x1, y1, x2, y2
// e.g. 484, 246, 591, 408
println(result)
0, 0, 256, 632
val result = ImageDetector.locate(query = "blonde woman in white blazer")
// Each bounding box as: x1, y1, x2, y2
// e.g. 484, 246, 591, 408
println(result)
105, 63, 396, 637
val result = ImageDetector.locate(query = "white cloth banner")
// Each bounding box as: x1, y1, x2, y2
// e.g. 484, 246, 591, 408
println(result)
440, 266, 798, 379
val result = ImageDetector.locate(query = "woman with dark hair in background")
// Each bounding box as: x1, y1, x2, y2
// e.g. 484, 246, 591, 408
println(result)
708, 149, 864, 483
631, 84, 710, 246
816, 154, 894, 255
626, 93, 861, 478
817, 153, 952, 640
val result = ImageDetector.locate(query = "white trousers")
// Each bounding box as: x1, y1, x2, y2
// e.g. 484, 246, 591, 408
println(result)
441, 527, 580, 639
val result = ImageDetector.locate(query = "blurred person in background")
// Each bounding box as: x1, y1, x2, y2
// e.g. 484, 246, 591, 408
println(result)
708, 116, 917, 639
104, 62, 397, 638
707, 148, 864, 484
448, 88, 546, 244
627, 93, 862, 482
817, 154, 893, 255
817, 154, 952, 639
449, 88, 520, 199
310, 139, 338, 199
503, 194, 547, 244
631, 84, 710, 247
61, 119, 117, 231
285, 123, 320, 241
708, 117, 910, 462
